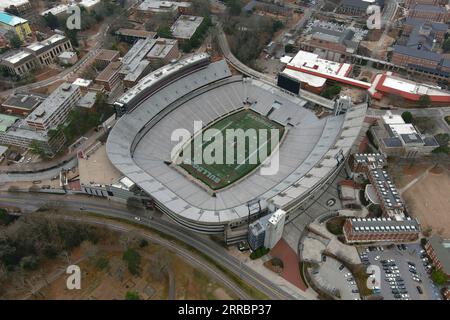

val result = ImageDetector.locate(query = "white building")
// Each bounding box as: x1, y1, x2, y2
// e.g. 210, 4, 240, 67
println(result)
25, 82, 81, 131
264, 209, 286, 249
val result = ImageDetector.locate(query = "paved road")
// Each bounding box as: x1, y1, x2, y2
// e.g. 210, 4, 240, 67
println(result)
0, 192, 301, 300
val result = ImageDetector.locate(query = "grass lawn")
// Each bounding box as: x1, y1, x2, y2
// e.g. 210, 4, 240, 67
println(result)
326, 217, 346, 235
178, 109, 285, 190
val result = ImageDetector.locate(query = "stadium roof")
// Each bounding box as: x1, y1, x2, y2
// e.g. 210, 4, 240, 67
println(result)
107, 56, 367, 228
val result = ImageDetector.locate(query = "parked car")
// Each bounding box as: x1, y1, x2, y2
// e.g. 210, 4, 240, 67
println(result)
417, 286, 423, 294
339, 264, 345, 271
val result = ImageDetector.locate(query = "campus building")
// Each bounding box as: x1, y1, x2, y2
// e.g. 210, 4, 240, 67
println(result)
95, 61, 123, 92
0, 116, 62, 154
338, 0, 385, 16
115, 28, 156, 43
1, 92, 45, 116
170, 15, 204, 42
25, 83, 81, 131
0, 11, 31, 41
94, 49, 120, 69
0, 34, 73, 77
119, 39, 155, 88
348, 153, 387, 174
248, 214, 271, 250
425, 235, 450, 278
343, 217, 421, 243
298, 20, 367, 62
24, 34, 73, 67
407, 4, 449, 22
369, 111, 439, 156
147, 38, 179, 64
264, 209, 286, 249
136, 0, 191, 17
278, 50, 370, 94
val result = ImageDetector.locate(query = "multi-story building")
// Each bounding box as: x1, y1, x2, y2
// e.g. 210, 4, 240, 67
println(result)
25, 83, 81, 131
366, 167, 406, 219
1, 92, 45, 116
0, 50, 38, 77
370, 111, 439, 157
115, 28, 156, 43
298, 21, 367, 62
0, 1, 34, 23
136, 0, 191, 17
264, 209, 286, 249
94, 49, 120, 70
147, 38, 179, 64
425, 235, 450, 279
95, 61, 123, 92
338, 0, 385, 16
407, 4, 449, 22
24, 34, 73, 67
0, 11, 31, 41
0, 34, 73, 77
348, 153, 387, 174
0, 117, 62, 154
405, 0, 440, 6
170, 15, 204, 43
119, 39, 154, 88
343, 217, 421, 243
248, 214, 271, 251
403, 18, 448, 43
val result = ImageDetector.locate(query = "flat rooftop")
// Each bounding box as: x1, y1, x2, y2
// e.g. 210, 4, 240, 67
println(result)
25, 83, 80, 125
369, 168, 405, 216
349, 217, 420, 234
26, 34, 67, 54
116, 28, 156, 39
147, 38, 177, 59
96, 61, 122, 82
2, 50, 33, 65
138, 0, 191, 12
2, 93, 44, 111
120, 38, 155, 76
0, 114, 20, 132
95, 49, 119, 62
170, 15, 204, 40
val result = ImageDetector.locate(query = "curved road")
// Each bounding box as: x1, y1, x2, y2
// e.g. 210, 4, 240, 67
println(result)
0, 192, 300, 300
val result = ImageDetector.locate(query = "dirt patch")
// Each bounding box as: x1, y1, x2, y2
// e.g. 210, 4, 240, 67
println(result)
403, 169, 450, 238
430, 165, 444, 175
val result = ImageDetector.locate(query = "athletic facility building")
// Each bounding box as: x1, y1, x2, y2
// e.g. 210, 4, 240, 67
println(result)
106, 54, 367, 238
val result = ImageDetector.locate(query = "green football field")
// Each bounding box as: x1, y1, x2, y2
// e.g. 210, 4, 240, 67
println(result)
178, 109, 285, 191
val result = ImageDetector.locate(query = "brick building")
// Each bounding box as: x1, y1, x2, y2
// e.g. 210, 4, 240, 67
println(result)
425, 235, 450, 279
343, 217, 421, 243
407, 4, 449, 22
95, 61, 123, 92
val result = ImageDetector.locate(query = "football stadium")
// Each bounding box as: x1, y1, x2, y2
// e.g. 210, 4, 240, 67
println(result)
106, 53, 367, 238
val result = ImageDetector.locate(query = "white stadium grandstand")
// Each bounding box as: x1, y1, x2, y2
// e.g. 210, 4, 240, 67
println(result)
106, 53, 367, 240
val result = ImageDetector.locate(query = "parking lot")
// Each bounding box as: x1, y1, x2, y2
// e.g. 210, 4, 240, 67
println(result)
313, 256, 361, 300
358, 244, 442, 300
